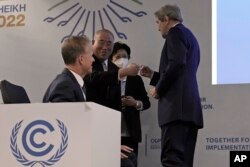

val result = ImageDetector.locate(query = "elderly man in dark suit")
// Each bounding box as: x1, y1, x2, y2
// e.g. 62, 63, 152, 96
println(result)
43, 35, 94, 102
140, 4, 203, 167
84, 29, 140, 167
84, 29, 140, 111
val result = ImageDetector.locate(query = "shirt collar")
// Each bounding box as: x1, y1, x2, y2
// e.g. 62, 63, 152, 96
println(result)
121, 76, 127, 82
103, 59, 108, 67
172, 22, 180, 28
163, 23, 180, 38
69, 70, 84, 87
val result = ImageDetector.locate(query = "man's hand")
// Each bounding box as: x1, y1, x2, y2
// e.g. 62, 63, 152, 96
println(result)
140, 65, 154, 79
150, 87, 159, 99
121, 145, 134, 159
119, 63, 139, 78
121, 96, 137, 108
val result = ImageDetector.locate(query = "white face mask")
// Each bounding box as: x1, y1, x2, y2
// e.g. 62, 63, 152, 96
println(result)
113, 58, 129, 68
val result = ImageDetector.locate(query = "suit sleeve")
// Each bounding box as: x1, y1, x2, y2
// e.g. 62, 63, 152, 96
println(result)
136, 76, 151, 111
84, 70, 119, 86
150, 72, 160, 86
156, 28, 187, 97
47, 81, 78, 102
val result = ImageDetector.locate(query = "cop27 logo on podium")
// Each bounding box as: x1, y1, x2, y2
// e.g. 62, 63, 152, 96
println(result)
10, 120, 68, 167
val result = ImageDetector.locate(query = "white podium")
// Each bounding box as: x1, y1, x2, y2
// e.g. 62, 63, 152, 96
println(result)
0, 102, 121, 167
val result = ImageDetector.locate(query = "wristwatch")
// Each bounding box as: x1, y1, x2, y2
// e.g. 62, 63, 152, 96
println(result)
136, 101, 140, 109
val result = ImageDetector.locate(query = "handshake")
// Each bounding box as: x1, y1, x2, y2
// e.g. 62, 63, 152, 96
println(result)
119, 63, 154, 78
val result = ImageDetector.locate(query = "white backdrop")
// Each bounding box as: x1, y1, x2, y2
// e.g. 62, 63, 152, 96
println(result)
1, 0, 250, 167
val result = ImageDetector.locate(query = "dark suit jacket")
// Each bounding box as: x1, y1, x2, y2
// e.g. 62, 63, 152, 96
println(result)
84, 56, 121, 111
43, 68, 85, 102
150, 24, 203, 128
124, 75, 150, 142
84, 56, 150, 142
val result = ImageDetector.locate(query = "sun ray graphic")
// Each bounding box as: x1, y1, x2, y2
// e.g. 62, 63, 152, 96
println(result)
48, 0, 69, 11
43, 0, 147, 42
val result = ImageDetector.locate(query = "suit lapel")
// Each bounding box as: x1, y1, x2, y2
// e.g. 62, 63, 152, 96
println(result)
62, 68, 85, 102
93, 55, 105, 71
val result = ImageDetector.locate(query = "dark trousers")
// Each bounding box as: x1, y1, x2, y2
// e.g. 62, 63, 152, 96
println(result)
121, 152, 137, 167
121, 137, 139, 157
161, 121, 198, 167
121, 137, 138, 167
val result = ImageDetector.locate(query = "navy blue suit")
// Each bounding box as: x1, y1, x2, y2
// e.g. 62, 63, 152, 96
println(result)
43, 67, 135, 167
150, 24, 203, 167
43, 68, 85, 102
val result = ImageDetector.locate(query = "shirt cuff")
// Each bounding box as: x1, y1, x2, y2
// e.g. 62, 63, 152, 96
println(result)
136, 100, 143, 111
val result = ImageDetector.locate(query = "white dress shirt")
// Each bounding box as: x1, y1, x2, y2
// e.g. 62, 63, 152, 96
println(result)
69, 70, 86, 100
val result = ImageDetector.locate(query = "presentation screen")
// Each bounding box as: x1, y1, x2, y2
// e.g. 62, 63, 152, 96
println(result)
212, 0, 250, 84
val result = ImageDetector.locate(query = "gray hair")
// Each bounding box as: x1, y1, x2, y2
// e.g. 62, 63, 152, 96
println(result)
155, 4, 183, 22
94, 29, 114, 40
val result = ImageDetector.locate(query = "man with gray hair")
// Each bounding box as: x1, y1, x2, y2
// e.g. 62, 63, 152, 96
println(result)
140, 4, 203, 167
84, 29, 139, 167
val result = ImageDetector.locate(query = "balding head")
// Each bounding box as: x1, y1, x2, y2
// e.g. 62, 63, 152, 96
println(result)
92, 29, 115, 61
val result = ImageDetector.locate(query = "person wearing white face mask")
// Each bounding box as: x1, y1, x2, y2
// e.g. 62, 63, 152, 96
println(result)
113, 54, 129, 69
110, 42, 151, 166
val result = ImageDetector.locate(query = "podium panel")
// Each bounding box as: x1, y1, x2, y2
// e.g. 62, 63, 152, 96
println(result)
0, 102, 121, 167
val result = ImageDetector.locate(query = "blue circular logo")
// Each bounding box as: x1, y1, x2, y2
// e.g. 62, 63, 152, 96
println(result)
22, 120, 55, 157
10, 119, 68, 167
